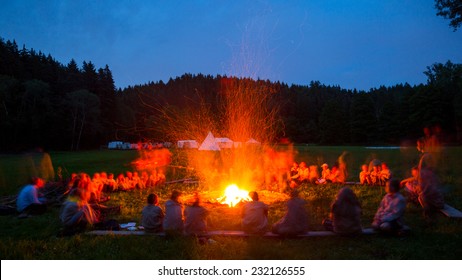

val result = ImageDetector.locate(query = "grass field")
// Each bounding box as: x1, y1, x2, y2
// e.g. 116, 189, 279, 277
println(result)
1, 146, 462, 259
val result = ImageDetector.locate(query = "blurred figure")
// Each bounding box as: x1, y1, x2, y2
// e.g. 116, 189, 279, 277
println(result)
379, 163, 392, 185
359, 164, 371, 185
317, 163, 330, 184
296, 162, 309, 183
141, 193, 164, 233
140, 171, 149, 188
163, 190, 184, 234
272, 189, 309, 236
132, 171, 142, 189
60, 188, 98, 236
323, 187, 362, 236
116, 173, 127, 191
92, 173, 103, 201
126, 171, 135, 190
157, 169, 166, 185
372, 179, 407, 235
400, 166, 420, 205
337, 152, 349, 184
328, 164, 340, 183
17, 177, 47, 216
417, 153, 444, 218
416, 138, 426, 154
242, 191, 269, 234
290, 162, 299, 178
184, 192, 209, 236
105, 173, 116, 192
370, 164, 380, 185
308, 165, 319, 183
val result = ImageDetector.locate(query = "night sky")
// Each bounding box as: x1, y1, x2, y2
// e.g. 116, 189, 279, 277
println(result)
1, 0, 461, 90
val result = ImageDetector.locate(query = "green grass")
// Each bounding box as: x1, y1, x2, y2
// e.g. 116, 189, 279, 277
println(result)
1, 147, 462, 259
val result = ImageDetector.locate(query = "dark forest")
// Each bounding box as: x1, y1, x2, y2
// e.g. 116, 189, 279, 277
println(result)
1, 38, 461, 151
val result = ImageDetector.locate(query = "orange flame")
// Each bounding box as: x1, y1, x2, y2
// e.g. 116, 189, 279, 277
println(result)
218, 184, 251, 207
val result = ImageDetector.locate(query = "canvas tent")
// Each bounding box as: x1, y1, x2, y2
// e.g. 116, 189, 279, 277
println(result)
246, 138, 261, 145
108, 141, 123, 149
198, 132, 221, 151
177, 140, 199, 149
215, 137, 234, 149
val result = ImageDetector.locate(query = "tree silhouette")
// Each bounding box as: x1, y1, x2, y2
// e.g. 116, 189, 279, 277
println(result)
435, 0, 462, 30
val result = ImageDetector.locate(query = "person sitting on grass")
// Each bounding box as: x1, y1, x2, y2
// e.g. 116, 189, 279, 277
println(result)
60, 188, 98, 236
323, 187, 362, 236
16, 177, 47, 217
328, 164, 340, 183
272, 189, 309, 236
184, 192, 209, 236
379, 163, 392, 185
372, 179, 407, 235
163, 190, 184, 234
290, 162, 299, 178
116, 173, 127, 191
105, 173, 116, 192
359, 164, 371, 185
308, 165, 319, 184
417, 153, 444, 218
317, 163, 330, 184
157, 170, 166, 185
400, 166, 420, 205
242, 191, 269, 234
141, 193, 164, 233
369, 164, 381, 185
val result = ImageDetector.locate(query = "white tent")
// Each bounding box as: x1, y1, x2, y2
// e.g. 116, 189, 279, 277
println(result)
108, 141, 123, 149
177, 140, 199, 149
246, 138, 261, 145
198, 132, 221, 151
215, 137, 234, 149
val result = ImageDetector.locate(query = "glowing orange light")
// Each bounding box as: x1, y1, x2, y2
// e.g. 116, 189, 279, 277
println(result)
218, 184, 251, 207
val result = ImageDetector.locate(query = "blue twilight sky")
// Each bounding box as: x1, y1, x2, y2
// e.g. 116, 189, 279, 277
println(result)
0, 0, 461, 90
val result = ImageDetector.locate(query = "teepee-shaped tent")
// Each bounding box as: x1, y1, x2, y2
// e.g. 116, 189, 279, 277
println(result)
198, 132, 221, 151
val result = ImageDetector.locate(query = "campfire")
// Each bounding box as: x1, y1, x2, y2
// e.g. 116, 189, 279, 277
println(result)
217, 184, 251, 207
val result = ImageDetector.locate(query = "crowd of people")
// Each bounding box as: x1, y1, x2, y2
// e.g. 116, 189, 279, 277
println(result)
138, 177, 413, 237
359, 162, 392, 186
67, 170, 167, 194
14, 127, 446, 238
289, 161, 348, 186
15, 150, 445, 238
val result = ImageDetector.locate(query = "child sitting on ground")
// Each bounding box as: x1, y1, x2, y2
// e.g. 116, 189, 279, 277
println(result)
359, 164, 371, 185
163, 190, 184, 234
328, 164, 340, 183
372, 179, 407, 235
417, 153, 445, 218
369, 164, 380, 185
184, 192, 209, 236
242, 191, 269, 234
272, 189, 309, 236
323, 187, 362, 236
400, 166, 420, 205
379, 163, 392, 185
308, 165, 320, 184
141, 193, 164, 233
60, 188, 98, 236
317, 163, 330, 184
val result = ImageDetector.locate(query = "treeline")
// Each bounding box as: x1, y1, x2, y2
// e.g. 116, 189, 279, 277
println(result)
1, 37, 462, 151
0, 39, 118, 151
120, 64, 462, 145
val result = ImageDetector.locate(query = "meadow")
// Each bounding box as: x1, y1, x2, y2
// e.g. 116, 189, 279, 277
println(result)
1, 146, 462, 259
